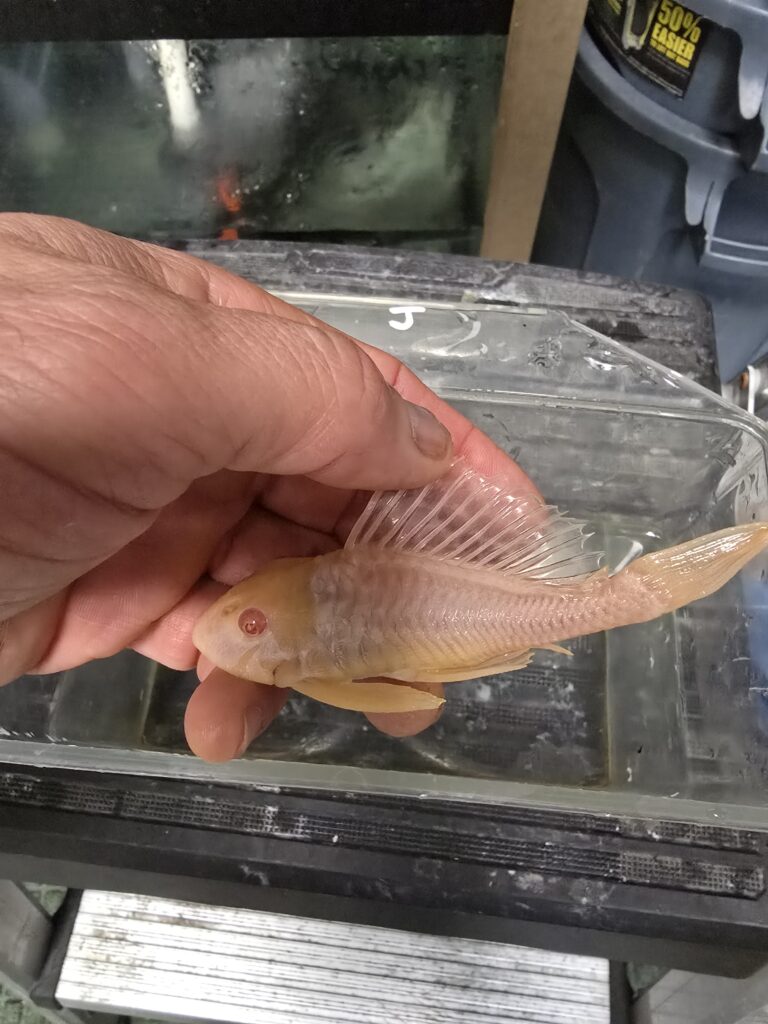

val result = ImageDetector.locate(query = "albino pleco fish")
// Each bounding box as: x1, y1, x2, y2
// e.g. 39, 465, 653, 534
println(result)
192, 460, 768, 714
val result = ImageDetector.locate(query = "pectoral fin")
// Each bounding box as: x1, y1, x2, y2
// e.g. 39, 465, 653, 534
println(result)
290, 677, 444, 713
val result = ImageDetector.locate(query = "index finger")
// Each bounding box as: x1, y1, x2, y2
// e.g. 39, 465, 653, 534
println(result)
2, 216, 535, 495
195, 258, 535, 488
196, 257, 537, 491
59, 223, 533, 492
260, 340, 540, 538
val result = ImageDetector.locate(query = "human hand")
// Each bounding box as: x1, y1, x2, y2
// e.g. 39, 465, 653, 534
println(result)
0, 213, 534, 760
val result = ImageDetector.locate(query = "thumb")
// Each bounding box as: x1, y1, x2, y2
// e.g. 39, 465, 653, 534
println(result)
3, 260, 454, 516
201, 305, 453, 489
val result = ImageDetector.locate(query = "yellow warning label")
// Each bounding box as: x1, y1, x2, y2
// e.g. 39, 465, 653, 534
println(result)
588, 0, 708, 97
649, 0, 702, 70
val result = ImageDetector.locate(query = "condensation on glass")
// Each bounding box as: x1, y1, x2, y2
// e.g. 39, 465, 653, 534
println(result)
0, 37, 505, 251
1, 299, 767, 828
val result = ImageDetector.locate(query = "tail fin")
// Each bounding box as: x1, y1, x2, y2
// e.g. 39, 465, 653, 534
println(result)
624, 522, 768, 613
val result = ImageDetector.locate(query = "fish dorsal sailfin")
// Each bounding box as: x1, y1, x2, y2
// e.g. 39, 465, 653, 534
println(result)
345, 457, 604, 582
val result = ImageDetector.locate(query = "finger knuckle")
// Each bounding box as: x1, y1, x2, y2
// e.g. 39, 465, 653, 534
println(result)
314, 329, 389, 438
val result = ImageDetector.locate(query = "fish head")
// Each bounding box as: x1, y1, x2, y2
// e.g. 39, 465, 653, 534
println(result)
192, 557, 315, 683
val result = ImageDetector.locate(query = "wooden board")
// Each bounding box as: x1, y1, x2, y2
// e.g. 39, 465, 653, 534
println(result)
481, 0, 589, 263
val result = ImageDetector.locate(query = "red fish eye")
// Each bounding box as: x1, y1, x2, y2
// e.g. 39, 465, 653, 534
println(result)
238, 608, 268, 636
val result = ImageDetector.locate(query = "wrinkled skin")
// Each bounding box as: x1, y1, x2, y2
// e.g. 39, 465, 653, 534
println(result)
0, 213, 534, 761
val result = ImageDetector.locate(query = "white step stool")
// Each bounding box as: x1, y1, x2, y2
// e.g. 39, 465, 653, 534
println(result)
55, 891, 610, 1024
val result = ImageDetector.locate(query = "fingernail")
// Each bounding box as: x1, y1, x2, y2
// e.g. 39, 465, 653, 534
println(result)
238, 705, 264, 756
406, 403, 451, 460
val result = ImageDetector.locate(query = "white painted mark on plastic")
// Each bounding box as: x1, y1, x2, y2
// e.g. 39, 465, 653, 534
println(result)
388, 305, 426, 331
455, 314, 482, 345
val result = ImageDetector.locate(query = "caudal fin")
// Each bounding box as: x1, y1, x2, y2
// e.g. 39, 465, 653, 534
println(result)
624, 522, 768, 613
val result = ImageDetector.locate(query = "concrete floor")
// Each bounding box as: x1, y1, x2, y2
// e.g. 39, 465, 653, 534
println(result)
0, 886, 63, 1024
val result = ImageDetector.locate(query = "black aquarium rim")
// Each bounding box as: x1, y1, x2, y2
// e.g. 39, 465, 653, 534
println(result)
0, 762, 767, 978
0, 0, 513, 43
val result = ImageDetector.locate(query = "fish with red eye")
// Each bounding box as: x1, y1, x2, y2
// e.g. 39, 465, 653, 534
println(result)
193, 458, 768, 715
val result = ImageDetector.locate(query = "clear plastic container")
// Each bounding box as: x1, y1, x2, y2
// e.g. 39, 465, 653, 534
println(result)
2, 297, 767, 828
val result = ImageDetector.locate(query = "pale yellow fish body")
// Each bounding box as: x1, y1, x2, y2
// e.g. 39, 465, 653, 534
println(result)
192, 460, 768, 713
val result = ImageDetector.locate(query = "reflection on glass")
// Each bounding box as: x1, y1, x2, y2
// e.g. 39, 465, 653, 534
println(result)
0, 37, 505, 251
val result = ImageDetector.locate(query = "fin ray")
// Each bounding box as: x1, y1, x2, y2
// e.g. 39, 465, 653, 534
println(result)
345, 457, 603, 582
